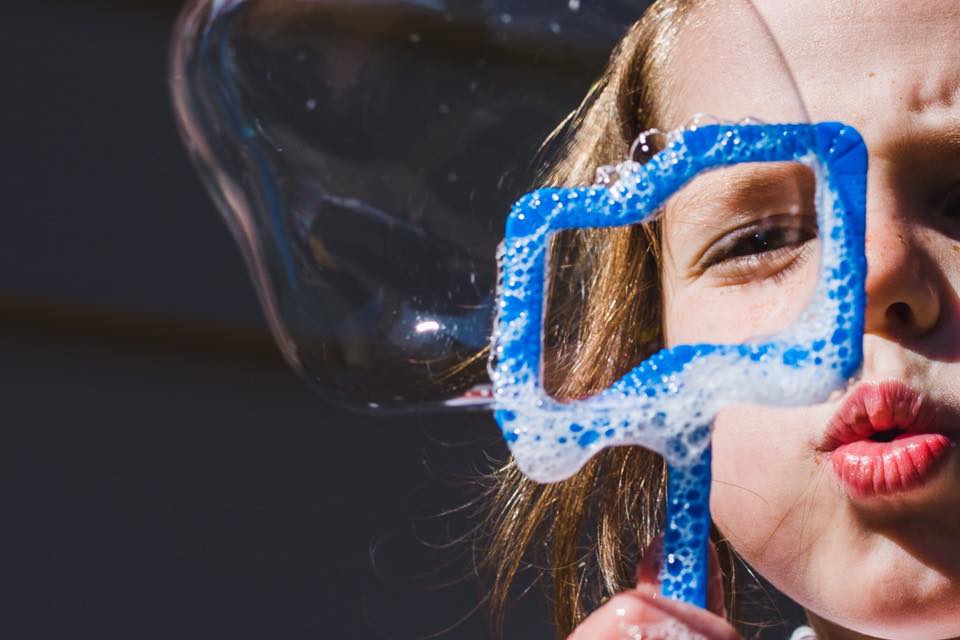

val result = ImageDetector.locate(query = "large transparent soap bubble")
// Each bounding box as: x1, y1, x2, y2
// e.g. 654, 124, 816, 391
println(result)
170, 0, 649, 410
170, 0, 866, 608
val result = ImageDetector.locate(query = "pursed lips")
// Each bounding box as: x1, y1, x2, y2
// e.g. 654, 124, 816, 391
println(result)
818, 380, 957, 499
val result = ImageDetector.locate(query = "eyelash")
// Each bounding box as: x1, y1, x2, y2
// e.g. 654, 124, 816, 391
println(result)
699, 215, 817, 284
940, 185, 960, 218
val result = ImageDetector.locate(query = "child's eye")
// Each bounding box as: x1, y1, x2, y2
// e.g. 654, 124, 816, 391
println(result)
700, 214, 817, 282
940, 188, 960, 218
720, 225, 808, 259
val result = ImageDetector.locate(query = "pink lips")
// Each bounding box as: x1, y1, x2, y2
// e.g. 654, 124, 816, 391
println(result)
822, 381, 955, 499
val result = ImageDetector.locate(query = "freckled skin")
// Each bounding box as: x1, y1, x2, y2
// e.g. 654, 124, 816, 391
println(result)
661, 2, 960, 638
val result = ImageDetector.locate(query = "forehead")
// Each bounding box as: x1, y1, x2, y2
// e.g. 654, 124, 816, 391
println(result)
757, 1, 960, 130
662, 1, 960, 144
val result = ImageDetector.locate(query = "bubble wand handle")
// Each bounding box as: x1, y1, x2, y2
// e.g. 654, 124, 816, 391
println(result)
661, 445, 712, 607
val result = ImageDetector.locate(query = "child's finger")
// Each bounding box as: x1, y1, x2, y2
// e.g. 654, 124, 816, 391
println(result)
567, 588, 740, 640
635, 533, 664, 586
565, 590, 678, 640
631, 587, 741, 640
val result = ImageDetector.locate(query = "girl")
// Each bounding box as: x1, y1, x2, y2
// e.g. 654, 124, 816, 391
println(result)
483, 1, 960, 638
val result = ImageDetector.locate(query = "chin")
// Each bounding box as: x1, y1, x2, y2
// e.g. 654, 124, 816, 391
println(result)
796, 546, 960, 640
810, 605, 960, 640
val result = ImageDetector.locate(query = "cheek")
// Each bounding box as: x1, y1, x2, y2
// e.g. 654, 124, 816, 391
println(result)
663, 287, 760, 346
708, 403, 836, 585
661, 263, 819, 347
707, 390, 960, 636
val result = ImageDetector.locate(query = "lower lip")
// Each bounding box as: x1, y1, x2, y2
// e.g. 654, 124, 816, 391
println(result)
830, 433, 954, 498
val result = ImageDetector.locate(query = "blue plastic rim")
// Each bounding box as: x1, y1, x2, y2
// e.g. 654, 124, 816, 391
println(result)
491, 122, 868, 606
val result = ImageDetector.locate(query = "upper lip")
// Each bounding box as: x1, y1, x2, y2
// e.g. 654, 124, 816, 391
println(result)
818, 380, 955, 452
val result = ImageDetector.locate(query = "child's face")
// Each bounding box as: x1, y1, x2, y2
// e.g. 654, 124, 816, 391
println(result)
661, 2, 960, 636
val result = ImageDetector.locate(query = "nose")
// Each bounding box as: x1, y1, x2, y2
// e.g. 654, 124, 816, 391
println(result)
862, 212, 941, 341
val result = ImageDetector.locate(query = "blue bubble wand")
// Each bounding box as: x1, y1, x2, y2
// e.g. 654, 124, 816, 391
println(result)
491, 122, 867, 606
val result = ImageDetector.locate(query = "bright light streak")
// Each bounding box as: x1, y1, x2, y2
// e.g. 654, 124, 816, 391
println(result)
415, 320, 441, 333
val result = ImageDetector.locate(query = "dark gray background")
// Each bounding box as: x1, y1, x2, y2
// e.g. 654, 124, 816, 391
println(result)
0, 1, 804, 638
0, 2, 554, 637
0, 0, 524, 639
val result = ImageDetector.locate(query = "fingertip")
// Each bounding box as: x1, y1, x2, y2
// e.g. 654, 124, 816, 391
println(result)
635, 533, 664, 588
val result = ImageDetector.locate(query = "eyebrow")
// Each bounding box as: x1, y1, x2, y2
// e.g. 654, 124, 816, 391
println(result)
879, 117, 960, 160
669, 162, 814, 231
907, 67, 960, 115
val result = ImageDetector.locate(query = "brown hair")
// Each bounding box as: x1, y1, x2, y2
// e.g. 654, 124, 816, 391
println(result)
479, 1, 743, 637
